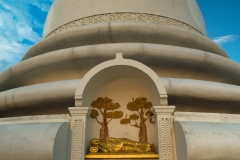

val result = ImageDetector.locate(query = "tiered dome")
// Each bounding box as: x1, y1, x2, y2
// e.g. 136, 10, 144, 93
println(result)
1, 0, 240, 118
22, 0, 227, 60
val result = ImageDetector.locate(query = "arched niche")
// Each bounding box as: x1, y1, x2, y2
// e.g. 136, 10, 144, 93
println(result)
75, 53, 167, 106
75, 53, 168, 151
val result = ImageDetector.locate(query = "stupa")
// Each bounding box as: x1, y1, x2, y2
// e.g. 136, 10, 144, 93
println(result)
1, 0, 240, 160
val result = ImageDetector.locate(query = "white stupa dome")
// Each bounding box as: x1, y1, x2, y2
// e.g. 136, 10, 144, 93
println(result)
43, 0, 206, 37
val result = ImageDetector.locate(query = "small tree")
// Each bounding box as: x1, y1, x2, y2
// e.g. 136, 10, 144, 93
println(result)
120, 97, 152, 143
90, 97, 123, 140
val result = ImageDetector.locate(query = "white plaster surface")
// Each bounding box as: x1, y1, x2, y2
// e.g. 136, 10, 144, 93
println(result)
75, 53, 167, 106
174, 112, 240, 123
43, 0, 206, 37
0, 114, 70, 124
0, 122, 70, 160
69, 107, 89, 160
2, 42, 232, 93
2, 78, 240, 114
154, 106, 175, 157
174, 112, 240, 160
23, 22, 225, 60
162, 78, 240, 103
0, 80, 79, 111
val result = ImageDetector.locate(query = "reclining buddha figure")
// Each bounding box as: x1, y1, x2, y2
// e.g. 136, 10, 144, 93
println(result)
90, 137, 154, 153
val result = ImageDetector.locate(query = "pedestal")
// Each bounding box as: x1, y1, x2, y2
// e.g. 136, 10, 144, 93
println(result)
154, 106, 175, 160
69, 107, 89, 160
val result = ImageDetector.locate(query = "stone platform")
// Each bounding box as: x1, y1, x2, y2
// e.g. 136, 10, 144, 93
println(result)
85, 152, 158, 159
86, 158, 158, 160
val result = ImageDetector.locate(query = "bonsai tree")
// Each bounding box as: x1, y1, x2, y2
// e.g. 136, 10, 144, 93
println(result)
90, 97, 123, 140
120, 97, 152, 143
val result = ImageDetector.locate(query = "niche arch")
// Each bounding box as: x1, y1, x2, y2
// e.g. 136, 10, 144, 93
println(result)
75, 53, 168, 149
75, 53, 167, 107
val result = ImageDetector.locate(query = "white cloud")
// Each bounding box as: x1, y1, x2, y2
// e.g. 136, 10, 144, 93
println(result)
212, 35, 239, 45
0, 37, 31, 73
0, 1, 10, 10
31, 0, 54, 12
0, 0, 53, 73
17, 25, 41, 42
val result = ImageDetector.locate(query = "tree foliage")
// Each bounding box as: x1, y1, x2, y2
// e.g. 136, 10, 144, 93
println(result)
90, 109, 99, 119
90, 97, 123, 140
129, 114, 139, 120
120, 118, 130, 124
91, 97, 121, 110
127, 97, 152, 111
145, 110, 151, 117
120, 97, 153, 143
106, 111, 123, 119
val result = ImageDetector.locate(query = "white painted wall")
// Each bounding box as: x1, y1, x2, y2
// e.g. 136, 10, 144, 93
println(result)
174, 112, 240, 160
0, 121, 70, 160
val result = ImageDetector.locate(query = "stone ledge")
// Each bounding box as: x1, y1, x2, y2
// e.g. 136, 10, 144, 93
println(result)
86, 158, 158, 160
86, 153, 158, 159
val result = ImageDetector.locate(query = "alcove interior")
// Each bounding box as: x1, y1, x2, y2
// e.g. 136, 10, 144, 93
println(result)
82, 65, 161, 153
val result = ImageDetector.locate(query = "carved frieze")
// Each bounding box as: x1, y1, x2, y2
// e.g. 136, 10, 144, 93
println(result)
47, 12, 202, 37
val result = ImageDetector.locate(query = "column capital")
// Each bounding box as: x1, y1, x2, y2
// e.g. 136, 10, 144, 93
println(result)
69, 107, 89, 116
154, 106, 175, 115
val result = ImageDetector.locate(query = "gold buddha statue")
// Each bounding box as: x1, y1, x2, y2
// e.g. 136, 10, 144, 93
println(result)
90, 137, 154, 153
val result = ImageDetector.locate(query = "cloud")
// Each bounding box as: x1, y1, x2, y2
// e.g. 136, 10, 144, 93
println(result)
0, 37, 32, 73
31, 0, 54, 12
0, 0, 53, 73
212, 35, 239, 45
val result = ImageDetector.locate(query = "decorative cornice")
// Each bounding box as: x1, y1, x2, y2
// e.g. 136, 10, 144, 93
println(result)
46, 12, 202, 37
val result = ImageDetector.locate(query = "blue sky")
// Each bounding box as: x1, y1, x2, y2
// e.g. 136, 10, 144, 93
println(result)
0, 0, 53, 73
0, 0, 239, 73
197, 0, 240, 61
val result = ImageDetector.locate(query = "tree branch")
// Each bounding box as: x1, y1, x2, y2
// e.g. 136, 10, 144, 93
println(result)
107, 118, 113, 125
137, 110, 140, 115
135, 120, 140, 127
144, 116, 149, 122
144, 109, 151, 122
129, 120, 139, 128
99, 108, 104, 115
129, 123, 137, 127
95, 117, 102, 125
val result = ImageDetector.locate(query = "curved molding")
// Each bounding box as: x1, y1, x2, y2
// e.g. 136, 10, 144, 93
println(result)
0, 43, 239, 92
22, 22, 227, 60
161, 78, 240, 102
161, 78, 240, 113
75, 53, 168, 106
1, 78, 240, 117
47, 12, 202, 37
0, 80, 79, 113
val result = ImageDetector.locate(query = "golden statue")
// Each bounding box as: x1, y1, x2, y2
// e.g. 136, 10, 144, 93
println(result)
90, 137, 154, 153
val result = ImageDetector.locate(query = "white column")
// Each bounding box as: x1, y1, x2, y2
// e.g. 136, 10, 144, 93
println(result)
69, 107, 89, 160
154, 106, 175, 160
